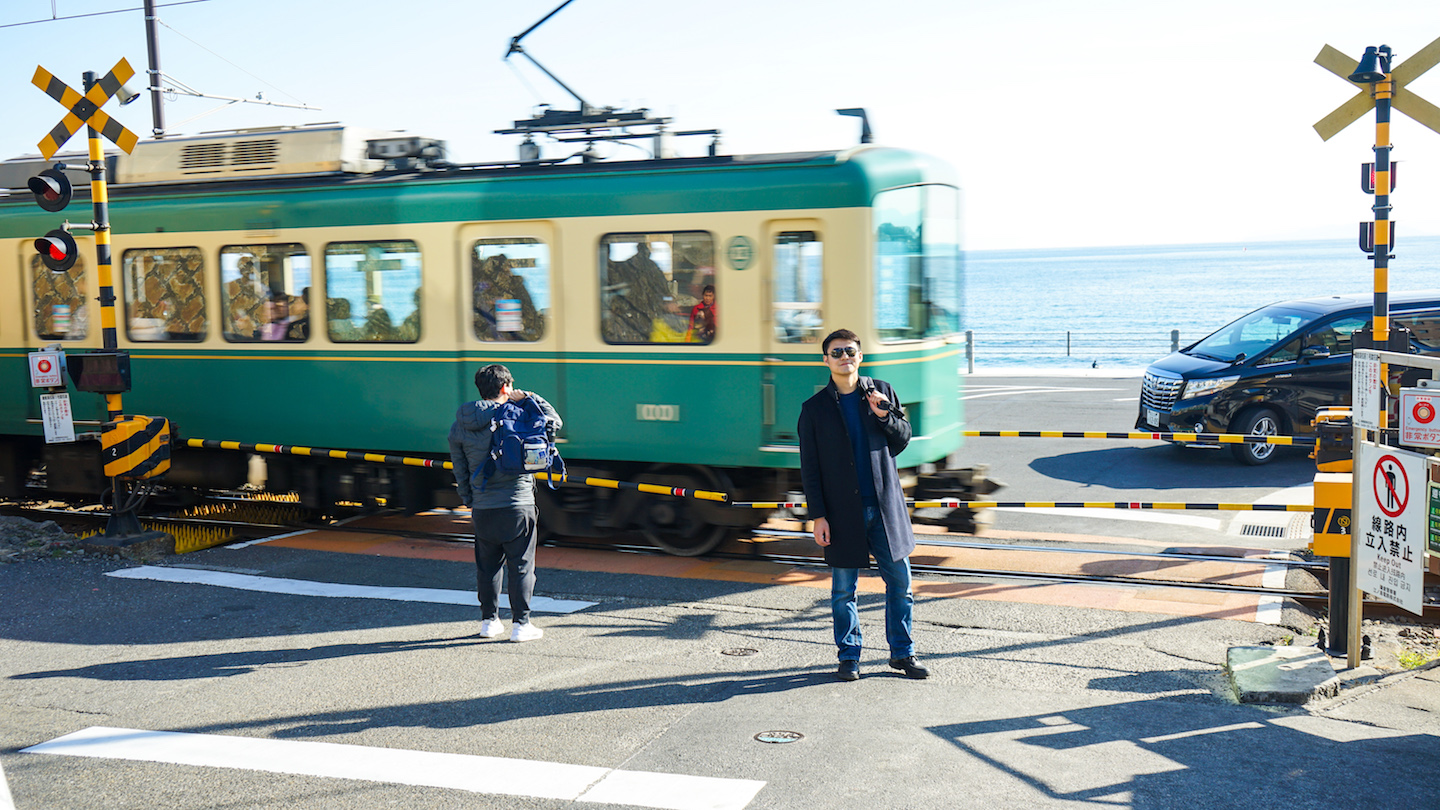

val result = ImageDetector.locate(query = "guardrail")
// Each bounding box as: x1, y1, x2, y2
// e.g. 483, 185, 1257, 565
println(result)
962, 329, 1181, 372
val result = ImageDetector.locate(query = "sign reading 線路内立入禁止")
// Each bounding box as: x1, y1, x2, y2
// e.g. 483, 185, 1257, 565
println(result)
1356, 440, 1426, 615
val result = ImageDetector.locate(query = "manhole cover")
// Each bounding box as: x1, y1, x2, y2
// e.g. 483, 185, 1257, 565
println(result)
721, 648, 760, 657
754, 730, 804, 744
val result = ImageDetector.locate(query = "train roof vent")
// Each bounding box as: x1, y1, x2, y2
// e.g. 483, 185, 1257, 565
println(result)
178, 142, 228, 171
115, 124, 386, 185
231, 139, 280, 165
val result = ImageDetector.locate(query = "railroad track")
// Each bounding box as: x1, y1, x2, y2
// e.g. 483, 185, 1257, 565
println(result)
8, 501, 1429, 617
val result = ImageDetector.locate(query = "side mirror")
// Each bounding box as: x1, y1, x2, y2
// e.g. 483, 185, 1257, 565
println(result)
1300, 345, 1332, 362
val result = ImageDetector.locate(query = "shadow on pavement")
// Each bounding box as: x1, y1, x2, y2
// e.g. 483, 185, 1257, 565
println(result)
929, 697, 1439, 807
1030, 445, 1315, 490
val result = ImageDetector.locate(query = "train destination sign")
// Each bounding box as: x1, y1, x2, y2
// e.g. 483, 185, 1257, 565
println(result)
1356, 440, 1426, 615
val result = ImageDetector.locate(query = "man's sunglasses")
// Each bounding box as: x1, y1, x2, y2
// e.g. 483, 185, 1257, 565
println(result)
827, 347, 858, 358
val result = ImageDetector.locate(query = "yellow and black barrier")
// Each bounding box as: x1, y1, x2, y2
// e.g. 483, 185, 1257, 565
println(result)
104, 415, 171, 480
184, 438, 1314, 512
733, 499, 1312, 512
964, 430, 1313, 446
183, 438, 730, 503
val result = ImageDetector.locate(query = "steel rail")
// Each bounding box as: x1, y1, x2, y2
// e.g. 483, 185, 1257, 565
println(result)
749, 527, 1328, 569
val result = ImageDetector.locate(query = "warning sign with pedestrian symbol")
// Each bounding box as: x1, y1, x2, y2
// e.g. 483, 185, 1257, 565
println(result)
1356, 441, 1426, 615
1373, 453, 1410, 517
1400, 388, 1440, 448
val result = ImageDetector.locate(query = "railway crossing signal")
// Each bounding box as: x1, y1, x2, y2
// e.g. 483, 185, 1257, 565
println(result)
31, 58, 140, 159
1312, 36, 1440, 141
34, 229, 79, 273
27, 167, 72, 211
28, 57, 158, 539
1312, 37, 1440, 667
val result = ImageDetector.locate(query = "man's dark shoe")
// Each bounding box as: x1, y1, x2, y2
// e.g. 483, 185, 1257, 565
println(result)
836, 660, 860, 681
889, 656, 929, 679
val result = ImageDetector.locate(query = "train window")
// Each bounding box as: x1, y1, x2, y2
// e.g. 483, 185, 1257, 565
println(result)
472, 239, 548, 341
220, 244, 312, 342
599, 231, 715, 344
30, 255, 89, 341
773, 232, 823, 344
324, 240, 423, 343
120, 247, 207, 342
874, 185, 962, 342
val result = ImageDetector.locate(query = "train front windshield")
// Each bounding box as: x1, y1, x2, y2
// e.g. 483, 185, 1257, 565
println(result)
874, 184, 962, 341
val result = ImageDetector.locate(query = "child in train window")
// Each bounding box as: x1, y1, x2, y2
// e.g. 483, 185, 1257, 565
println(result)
685, 285, 717, 343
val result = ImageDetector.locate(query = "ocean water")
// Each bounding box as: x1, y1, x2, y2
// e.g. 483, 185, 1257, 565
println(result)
963, 236, 1440, 369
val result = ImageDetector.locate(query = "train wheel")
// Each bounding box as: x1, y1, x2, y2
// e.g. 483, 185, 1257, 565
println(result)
636, 464, 728, 557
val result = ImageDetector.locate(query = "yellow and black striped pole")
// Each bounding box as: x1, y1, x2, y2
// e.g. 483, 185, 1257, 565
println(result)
80, 69, 137, 536
83, 71, 123, 420
1370, 47, 1395, 346
1347, 44, 1396, 670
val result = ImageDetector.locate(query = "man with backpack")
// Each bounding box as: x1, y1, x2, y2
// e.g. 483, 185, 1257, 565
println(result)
449, 364, 563, 642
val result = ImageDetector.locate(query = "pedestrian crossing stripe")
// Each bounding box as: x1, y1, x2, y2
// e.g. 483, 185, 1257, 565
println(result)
105, 566, 598, 614
23, 727, 766, 810
32, 58, 140, 160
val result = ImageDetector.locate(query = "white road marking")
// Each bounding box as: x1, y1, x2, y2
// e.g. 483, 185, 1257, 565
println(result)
1254, 564, 1290, 624
991, 506, 1222, 531
105, 566, 596, 614
0, 758, 15, 810
1112, 397, 1140, 402
1254, 596, 1285, 624
226, 529, 314, 549
23, 727, 765, 810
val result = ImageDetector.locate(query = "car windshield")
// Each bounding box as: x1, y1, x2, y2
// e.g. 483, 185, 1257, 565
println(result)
1185, 305, 1312, 363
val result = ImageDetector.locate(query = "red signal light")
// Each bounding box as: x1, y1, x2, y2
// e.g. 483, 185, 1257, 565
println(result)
27, 167, 72, 213
34, 229, 78, 273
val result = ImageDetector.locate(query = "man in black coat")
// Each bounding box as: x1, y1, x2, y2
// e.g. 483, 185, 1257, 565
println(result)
797, 328, 929, 682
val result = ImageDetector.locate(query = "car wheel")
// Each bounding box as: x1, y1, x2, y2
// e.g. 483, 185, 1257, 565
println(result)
1230, 408, 1282, 465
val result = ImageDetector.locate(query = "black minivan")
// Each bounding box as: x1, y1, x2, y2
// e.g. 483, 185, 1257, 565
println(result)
1136, 291, 1440, 465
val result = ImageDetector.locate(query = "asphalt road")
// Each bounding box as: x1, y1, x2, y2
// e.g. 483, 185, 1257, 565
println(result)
3, 374, 1436, 810
951, 372, 1317, 551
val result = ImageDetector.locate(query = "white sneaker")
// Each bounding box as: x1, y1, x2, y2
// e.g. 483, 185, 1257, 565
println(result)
479, 618, 505, 639
510, 622, 544, 642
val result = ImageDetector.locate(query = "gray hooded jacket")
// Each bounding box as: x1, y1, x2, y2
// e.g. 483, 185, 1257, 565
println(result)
448, 394, 562, 510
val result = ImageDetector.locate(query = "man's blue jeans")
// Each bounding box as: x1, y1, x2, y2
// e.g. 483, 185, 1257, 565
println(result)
830, 505, 914, 661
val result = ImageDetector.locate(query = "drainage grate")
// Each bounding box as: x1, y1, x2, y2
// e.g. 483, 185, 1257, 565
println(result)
1239, 524, 1286, 538
754, 730, 803, 744
721, 648, 759, 657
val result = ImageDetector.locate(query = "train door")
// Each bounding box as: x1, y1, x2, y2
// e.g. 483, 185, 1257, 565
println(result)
456, 223, 563, 415
762, 223, 825, 449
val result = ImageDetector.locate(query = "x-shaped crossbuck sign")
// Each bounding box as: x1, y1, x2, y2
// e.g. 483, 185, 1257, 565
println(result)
1313, 35, 1440, 141
32, 57, 140, 160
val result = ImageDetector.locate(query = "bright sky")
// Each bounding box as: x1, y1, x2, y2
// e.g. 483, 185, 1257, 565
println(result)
5, 0, 1440, 251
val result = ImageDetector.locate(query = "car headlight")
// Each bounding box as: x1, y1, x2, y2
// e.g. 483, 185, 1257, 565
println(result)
1181, 376, 1239, 400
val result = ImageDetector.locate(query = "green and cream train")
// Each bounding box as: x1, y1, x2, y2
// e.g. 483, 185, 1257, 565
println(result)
0, 124, 978, 553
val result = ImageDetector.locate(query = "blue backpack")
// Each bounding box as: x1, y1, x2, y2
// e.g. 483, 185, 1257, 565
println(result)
475, 397, 564, 491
